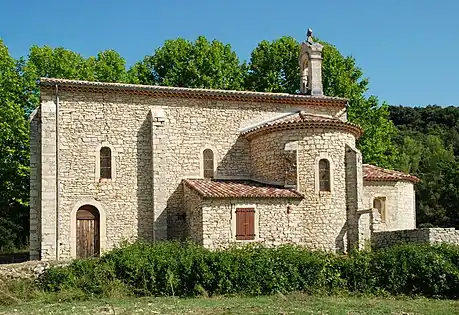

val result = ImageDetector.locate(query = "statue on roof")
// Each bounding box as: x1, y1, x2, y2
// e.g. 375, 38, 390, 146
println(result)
306, 28, 314, 45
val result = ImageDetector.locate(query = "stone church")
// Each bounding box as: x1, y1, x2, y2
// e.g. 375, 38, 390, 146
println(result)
29, 38, 419, 261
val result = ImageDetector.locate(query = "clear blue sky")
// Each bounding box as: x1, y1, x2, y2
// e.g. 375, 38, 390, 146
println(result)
1, 0, 458, 106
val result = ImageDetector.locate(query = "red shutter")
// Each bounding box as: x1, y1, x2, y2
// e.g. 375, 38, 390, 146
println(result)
246, 209, 255, 240
236, 208, 255, 240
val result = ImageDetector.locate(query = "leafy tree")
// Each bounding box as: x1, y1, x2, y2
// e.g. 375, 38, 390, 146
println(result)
0, 39, 29, 250
245, 37, 299, 93
20, 45, 133, 113
394, 136, 422, 174
88, 49, 130, 83
130, 36, 246, 89
390, 105, 459, 228
24, 45, 92, 80
415, 136, 456, 227
246, 36, 397, 168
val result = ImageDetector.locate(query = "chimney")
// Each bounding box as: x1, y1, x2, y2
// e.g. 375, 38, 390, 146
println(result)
299, 29, 324, 96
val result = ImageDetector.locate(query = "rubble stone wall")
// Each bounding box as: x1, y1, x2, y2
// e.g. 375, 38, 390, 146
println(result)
372, 228, 459, 249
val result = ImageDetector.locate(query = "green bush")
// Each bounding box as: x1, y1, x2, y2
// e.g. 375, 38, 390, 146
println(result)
38, 241, 459, 299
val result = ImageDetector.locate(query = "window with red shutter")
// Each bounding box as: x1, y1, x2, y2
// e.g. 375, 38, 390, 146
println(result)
235, 208, 255, 240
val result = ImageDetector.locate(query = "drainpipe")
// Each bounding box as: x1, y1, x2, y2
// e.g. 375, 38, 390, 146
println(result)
55, 85, 60, 261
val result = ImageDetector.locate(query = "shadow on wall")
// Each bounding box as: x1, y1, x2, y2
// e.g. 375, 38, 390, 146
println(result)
216, 137, 251, 179
165, 138, 251, 241
335, 222, 347, 253
136, 115, 154, 242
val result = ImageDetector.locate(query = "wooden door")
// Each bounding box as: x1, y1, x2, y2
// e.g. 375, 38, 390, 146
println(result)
76, 205, 100, 258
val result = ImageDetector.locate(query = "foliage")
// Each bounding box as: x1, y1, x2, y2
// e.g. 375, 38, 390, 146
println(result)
39, 241, 459, 299
245, 36, 300, 93
20, 45, 133, 112
245, 36, 397, 168
130, 36, 246, 90
390, 105, 459, 228
0, 39, 29, 251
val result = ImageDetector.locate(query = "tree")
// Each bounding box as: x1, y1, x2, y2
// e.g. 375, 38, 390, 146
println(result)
88, 50, 130, 83
394, 136, 422, 174
0, 39, 29, 250
20, 45, 134, 114
245, 37, 299, 93
390, 105, 459, 228
129, 36, 246, 90
414, 135, 456, 227
246, 36, 397, 168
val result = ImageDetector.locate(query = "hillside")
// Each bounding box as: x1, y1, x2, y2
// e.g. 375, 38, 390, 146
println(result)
389, 105, 459, 228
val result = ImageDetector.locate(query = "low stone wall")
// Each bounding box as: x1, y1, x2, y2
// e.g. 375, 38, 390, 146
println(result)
372, 228, 459, 249
0, 260, 70, 281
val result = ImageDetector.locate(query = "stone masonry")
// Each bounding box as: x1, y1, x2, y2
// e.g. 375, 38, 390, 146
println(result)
372, 228, 459, 249
363, 181, 416, 232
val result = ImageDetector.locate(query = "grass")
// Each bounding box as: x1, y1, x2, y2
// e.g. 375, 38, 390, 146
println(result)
0, 293, 458, 315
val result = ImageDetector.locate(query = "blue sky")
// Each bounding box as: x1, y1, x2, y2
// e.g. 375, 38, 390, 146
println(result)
1, 0, 457, 106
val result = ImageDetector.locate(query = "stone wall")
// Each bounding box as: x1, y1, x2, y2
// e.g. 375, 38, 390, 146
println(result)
29, 109, 41, 260
183, 184, 203, 244
372, 228, 459, 249
345, 144, 365, 250
40, 100, 58, 260
248, 127, 357, 252
297, 130, 355, 252
363, 181, 416, 231
199, 198, 304, 249
35, 87, 346, 259
250, 130, 299, 186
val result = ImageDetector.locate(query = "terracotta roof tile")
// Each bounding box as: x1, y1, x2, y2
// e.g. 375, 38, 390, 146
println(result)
183, 179, 303, 199
363, 164, 420, 183
241, 111, 363, 139
40, 78, 347, 107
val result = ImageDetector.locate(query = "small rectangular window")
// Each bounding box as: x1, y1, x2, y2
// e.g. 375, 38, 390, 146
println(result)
203, 149, 214, 179
373, 197, 386, 223
319, 159, 330, 192
235, 208, 255, 240
100, 147, 112, 179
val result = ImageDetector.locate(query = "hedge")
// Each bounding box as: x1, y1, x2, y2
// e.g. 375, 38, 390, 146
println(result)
39, 241, 459, 299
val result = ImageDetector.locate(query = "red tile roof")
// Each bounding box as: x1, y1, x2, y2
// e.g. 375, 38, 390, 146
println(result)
241, 111, 363, 139
183, 179, 303, 199
363, 164, 420, 183
40, 78, 347, 107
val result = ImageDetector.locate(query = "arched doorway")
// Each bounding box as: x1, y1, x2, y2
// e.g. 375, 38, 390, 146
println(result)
76, 205, 100, 258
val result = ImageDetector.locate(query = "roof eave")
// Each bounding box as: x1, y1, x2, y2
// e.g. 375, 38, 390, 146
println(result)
40, 78, 348, 107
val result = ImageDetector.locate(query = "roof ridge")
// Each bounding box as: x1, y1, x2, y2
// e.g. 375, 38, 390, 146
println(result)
183, 178, 304, 198
39, 78, 349, 104
363, 164, 419, 183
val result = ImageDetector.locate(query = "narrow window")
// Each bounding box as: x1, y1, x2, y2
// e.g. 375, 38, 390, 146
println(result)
100, 147, 111, 179
203, 149, 214, 179
319, 159, 330, 191
235, 208, 255, 240
373, 197, 386, 223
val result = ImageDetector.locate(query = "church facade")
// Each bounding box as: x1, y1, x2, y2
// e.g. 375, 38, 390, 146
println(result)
29, 40, 418, 261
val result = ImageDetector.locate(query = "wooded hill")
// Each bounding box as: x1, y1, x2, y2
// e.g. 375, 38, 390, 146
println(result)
390, 105, 459, 228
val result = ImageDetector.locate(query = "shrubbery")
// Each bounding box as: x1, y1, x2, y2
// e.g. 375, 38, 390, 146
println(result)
39, 242, 459, 299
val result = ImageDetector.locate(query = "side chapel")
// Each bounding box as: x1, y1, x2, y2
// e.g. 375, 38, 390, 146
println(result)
29, 33, 419, 260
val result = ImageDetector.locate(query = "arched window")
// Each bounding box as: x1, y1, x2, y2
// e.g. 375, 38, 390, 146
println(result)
319, 159, 330, 192
203, 149, 214, 179
373, 197, 386, 223
100, 147, 111, 179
